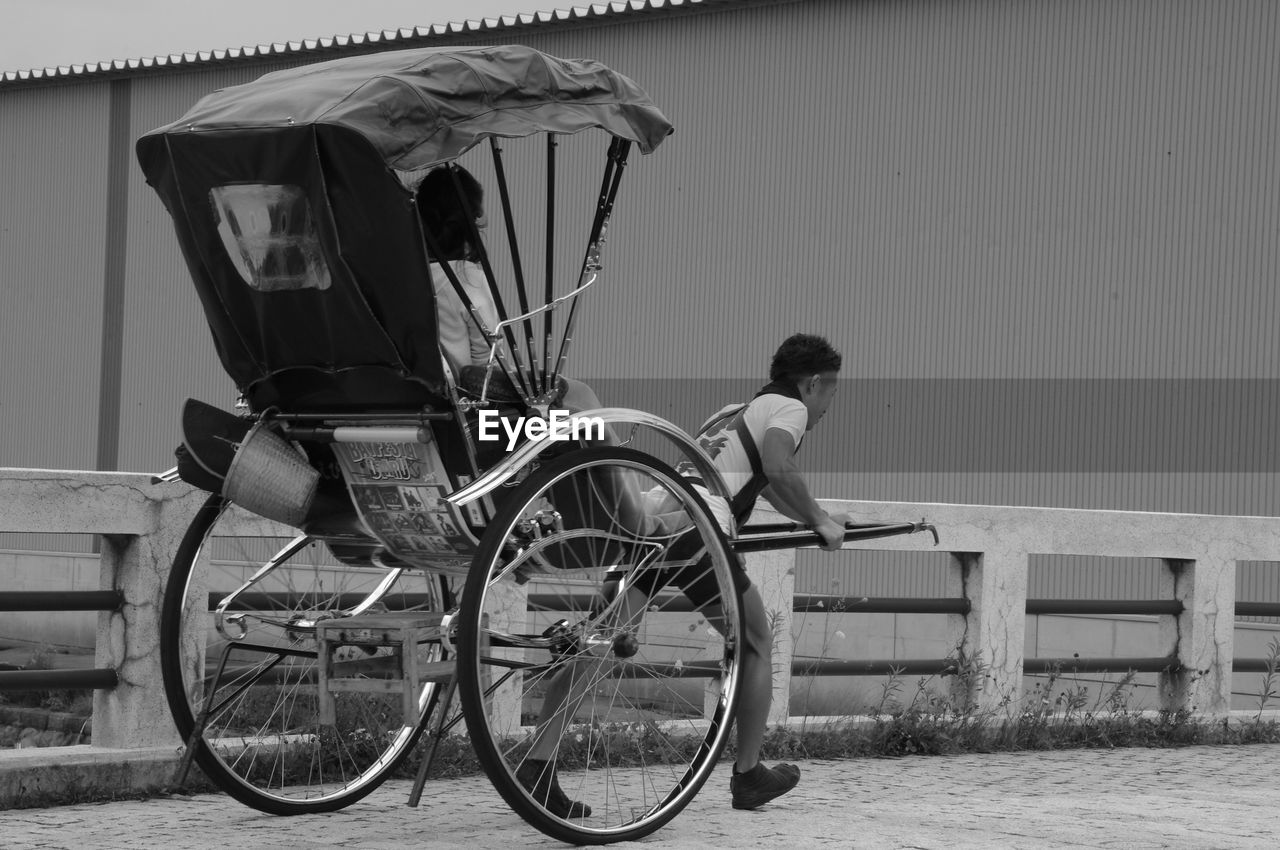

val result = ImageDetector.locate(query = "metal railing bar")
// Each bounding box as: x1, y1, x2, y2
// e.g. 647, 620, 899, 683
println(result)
1229, 658, 1280, 673
0, 668, 118, 690
1025, 599, 1184, 616
1023, 656, 1181, 674
793, 659, 958, 677
0, 590, 122, 611
1233, 602, 1280, 617
794, 595, 969, 614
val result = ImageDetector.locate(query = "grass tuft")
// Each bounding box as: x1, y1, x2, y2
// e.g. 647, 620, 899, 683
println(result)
404, 642, 1280, 783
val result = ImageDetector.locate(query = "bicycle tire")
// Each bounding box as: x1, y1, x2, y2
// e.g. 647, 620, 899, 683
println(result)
456, 447, 744, 844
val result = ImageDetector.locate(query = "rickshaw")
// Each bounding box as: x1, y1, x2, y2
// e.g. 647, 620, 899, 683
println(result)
137, 44, 934, 845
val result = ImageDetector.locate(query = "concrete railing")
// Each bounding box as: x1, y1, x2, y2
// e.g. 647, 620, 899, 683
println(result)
3, 468, 1280, 759
0, 469, 204, 751
755, 498, 1280, 723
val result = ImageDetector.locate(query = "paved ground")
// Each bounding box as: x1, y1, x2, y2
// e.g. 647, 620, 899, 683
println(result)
2, 744, 1277, 849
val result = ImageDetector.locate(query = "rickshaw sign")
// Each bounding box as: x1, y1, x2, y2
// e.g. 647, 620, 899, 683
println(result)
333, 434, 476, 557
341, 440, 429, 482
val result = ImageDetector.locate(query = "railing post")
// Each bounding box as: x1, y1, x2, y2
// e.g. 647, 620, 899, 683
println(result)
742, 547, 795, 724
1158, 557, 1235, 718
945, 551, 970, 704
93, 532, 178, 748
952, 548, 1027, 715
91, 490, 198, 749
487, 580, 525, 737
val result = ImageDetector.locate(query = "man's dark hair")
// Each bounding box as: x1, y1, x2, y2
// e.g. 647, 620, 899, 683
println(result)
769, 333, 842, 384
415, 165, 484, 262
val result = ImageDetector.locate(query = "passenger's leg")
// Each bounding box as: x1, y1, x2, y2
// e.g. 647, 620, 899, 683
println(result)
560, 377, 619, 445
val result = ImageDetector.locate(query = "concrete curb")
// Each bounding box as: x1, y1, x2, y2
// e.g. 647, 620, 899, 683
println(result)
6, 746, 1280, 849
0, 745, 180, 808
4, 708, 1279, 809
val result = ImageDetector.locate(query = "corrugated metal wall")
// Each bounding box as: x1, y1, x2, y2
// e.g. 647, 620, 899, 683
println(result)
0, 83, 110, 470
4, 0, 1280, 584
482, 0, 1280, 517
0, 84, 112, 552
117, 63, 305, 473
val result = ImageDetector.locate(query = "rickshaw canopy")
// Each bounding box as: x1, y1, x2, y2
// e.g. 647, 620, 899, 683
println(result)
136, 44, 672, 411
142, 44, 674, 170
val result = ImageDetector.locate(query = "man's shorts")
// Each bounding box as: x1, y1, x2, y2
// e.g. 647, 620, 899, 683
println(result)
606, 516, 752, 611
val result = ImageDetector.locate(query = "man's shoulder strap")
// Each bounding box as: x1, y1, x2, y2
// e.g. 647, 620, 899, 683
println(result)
694, 400, 769, 525
696, 401, 768, 476
695, 402, 748, 438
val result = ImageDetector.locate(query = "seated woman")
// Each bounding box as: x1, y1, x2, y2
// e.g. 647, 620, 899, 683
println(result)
415, 165, 500, 385
414, 165, 606, 414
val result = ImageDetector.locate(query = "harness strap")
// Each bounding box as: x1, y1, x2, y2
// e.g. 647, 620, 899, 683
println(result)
695, 404, 745, 439
692, 403, 771, 528
728, 415, 769, 525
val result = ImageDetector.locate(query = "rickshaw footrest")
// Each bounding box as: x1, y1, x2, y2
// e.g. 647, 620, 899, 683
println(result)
314, 614, 452, 727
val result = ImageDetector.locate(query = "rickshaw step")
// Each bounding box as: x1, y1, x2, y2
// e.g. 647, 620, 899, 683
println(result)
315, 611, 448, 644
314, 613, 454, 727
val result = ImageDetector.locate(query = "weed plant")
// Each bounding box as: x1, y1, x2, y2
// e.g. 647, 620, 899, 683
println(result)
763, 637, 1280, 762
399, 639, 1280, 783
19, 637, 1279, 797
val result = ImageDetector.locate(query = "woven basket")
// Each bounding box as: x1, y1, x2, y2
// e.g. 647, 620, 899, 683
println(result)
223, 421, 320, 526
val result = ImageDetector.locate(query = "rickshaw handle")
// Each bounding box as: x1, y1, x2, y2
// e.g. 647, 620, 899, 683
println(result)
732, 520, 939, 554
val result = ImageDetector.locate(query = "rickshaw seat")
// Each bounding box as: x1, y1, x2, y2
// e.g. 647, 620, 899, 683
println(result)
455, 366, 567, 408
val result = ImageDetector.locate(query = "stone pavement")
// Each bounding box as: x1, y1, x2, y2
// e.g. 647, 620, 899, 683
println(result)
2, 744, 1277, 849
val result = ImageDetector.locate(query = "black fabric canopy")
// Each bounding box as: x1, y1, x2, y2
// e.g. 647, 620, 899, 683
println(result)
144, 43, 673, 170
136, 45, 672, 411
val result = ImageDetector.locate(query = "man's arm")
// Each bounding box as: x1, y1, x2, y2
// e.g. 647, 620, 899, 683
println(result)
757, 483, 808, 523
758, 428, 850, 550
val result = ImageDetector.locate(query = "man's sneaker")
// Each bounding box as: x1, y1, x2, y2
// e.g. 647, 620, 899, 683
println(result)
730, 762, 801, 810
515, 759, 592, 818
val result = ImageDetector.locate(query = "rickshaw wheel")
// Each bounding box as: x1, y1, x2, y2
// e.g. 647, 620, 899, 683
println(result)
160, 494, 450, 815
457, 447, 745, 844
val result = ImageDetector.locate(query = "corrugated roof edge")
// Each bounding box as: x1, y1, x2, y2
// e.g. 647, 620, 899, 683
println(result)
0, 0, 776, 88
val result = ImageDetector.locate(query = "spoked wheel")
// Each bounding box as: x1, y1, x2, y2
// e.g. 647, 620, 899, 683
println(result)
457, 447, 745, 844
161, 494, 450, 815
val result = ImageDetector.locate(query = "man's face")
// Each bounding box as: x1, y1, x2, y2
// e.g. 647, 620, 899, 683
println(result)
799, 371, 840, 430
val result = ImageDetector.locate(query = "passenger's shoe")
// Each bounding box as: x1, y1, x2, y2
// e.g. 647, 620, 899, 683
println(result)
730, 762, 801, 810
515, 759, 592, 818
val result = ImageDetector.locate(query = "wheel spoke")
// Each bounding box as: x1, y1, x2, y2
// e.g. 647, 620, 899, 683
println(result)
161, 496, 450, 814
457, 448, 743, 843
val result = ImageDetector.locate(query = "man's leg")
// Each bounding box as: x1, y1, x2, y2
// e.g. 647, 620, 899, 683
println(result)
695, 582, 772, 770
703, 580, 801, 809
525, 660, 592, 762
516, 657, 595, 819
730, 584, 774, 771
518, 583, 649, 817
526, 583, 647, 761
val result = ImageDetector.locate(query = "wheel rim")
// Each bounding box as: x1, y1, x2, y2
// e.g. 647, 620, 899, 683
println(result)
460, 449, 742, 840
164, 499, 447, 810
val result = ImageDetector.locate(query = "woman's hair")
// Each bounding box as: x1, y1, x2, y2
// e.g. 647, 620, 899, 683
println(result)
415, 165, 484, 262
769, 333, 843, 383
